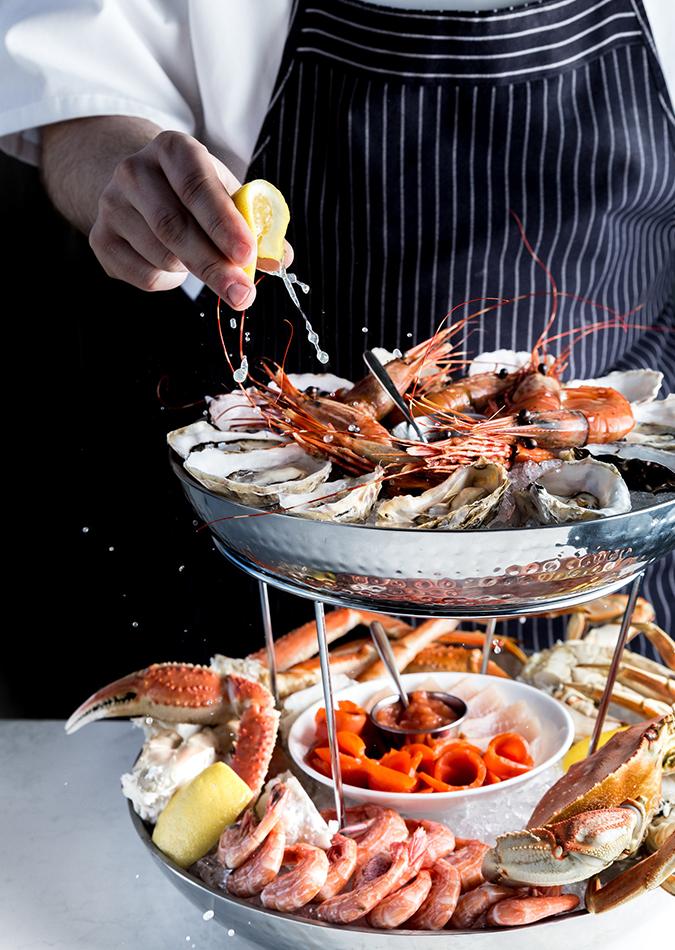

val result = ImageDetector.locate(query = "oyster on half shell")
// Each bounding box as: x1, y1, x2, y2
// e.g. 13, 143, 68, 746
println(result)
375, 460, 508, 529
278, 469, 382, 523
524, 458, 631, 524
167, 420, 284, 460
184, 442, 331, 507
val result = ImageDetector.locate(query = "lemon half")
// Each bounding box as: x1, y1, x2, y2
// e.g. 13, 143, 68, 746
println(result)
232, 179, 290, 280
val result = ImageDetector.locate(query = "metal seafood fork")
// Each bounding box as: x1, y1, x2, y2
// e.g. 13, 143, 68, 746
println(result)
363, 349, 428, 444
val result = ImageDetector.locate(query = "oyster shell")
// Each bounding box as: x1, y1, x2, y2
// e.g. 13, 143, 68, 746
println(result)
167, 420, 283, 460
206, 390, 266, 432
468, 350, 554, 376
286, 372, 353, 394
566, 369, 663, 406
278, 469, 382, 523
524, 458, 631, 524
626, 394, 675, 449
184, 442, 331, 506
375, 460, 508, 529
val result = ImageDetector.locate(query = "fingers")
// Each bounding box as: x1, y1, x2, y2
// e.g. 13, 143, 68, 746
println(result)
88, 226, 188, 292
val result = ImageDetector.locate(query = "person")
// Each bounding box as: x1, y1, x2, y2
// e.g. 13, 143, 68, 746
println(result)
1, 0, 673, 656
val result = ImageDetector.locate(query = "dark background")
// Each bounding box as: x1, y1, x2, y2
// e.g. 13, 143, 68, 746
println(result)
1, 151, 311, 719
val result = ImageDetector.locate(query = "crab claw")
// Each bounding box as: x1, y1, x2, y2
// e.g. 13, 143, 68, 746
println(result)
483, 805, 644, 886
65, 663, 229, 734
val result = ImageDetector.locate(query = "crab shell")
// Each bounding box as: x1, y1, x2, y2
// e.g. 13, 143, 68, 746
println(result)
528, 715, 674, 830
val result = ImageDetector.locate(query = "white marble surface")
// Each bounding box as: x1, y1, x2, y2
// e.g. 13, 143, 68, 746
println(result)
0, 720, 669, 950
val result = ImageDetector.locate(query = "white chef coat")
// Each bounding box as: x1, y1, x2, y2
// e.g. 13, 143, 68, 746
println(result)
1, 0, 674, 183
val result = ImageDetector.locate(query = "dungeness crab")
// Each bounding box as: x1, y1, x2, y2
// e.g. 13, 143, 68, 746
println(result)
483, 713, 675, 912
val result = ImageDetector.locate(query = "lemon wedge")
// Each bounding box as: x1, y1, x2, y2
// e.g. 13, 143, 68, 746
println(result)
232, 179, 290, 280
152, 762, 252, 868
562, 726, 627, 772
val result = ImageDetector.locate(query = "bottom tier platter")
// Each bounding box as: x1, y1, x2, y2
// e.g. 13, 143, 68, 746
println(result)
130, 806, 587, 949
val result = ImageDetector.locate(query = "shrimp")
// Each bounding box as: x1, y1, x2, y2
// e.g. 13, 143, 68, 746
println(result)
450, 883, 528, 929
260, 843, 329, 912
486, 893, 580, 926
217, 783, 288, 869
476, 385, 634, 448
227, 823, 286, 897
443, 839, 491, 891
407, 858, 462, 930
367, 871, 432, 929
405, 819, 456, 867
337, 329, 456, 420
413, 370, 518, 416
315, 834, 358, 901
340, 805, 409, 866
315, 828, 427, 925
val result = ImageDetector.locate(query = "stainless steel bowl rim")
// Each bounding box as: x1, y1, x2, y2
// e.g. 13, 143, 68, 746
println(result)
368, 691, 468, 738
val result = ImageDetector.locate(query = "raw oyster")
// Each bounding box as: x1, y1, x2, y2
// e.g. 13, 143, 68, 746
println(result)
566, 369, 663, 406
167, 420, 284, 460
278, 469, 382, 523
625, 394, 675, 450
375, 460, 508, 529
524, 458, 631, 524
206, 389, 266, 432
579, 444, 675, 492
184, 442, 331, 506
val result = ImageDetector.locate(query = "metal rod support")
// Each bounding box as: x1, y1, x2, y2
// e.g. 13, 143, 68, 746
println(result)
480, 619, 497, 675
314, 599, 345, 828
258, 580, 278, 705
588, 573, 645, 755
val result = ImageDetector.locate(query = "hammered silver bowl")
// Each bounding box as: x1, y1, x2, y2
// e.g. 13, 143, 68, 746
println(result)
171, 456, 675, 618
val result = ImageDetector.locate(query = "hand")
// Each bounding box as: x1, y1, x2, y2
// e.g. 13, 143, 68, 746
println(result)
88, 130, 293, 309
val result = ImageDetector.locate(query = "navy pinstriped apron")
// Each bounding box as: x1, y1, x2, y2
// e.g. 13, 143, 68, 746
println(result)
246, 0, 675, 652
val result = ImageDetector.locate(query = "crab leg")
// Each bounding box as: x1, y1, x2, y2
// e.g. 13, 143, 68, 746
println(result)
585, 830, 675, 913
435, 630, 528, 665
569, 678, 672, 720
276, 640, 377, 697
631, 622, 675, 672
247, 609, 411, 672
616, 664, 675, 704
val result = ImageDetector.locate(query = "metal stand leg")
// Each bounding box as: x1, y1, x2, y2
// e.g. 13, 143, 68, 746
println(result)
314, 600, 345, 828
588, 573, 644, 755
258, 580, 278, 705
480, 619, 497, 675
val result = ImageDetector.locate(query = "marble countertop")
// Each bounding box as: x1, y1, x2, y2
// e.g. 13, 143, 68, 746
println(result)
0, 720, 668, 949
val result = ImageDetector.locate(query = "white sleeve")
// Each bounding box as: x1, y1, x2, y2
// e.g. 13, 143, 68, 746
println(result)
0, 0, 201, 165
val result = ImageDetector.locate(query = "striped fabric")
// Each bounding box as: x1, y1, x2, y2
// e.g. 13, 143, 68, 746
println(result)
247, 0, 675, 653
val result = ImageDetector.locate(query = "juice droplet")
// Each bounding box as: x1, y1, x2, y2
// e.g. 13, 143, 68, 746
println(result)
392, 348, 403, 358
277, 266, 330, 365
323, 434, 334, 443
233, 355, 249, 384
317, 351, 329, 364
229, 317, 237, 329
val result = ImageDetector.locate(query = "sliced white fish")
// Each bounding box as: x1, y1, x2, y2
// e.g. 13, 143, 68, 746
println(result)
465, 686, 507, 719
461, 701, 540, 747
566, 369, 663, 406
445, 676, 485, 702
167, 420, 283, 460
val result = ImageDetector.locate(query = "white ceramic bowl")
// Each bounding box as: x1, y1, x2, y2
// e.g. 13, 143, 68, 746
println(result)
288, 672, 574, 820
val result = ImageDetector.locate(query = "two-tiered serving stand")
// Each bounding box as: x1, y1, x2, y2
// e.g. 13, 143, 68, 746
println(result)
131, 456, 675, 947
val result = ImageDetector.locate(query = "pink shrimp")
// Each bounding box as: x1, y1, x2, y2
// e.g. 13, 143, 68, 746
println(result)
315, 834, 359, 901
340, 805, 409, 867
443, 839, 491, 891
260, 843, 329, 912
486, 893, 580, 927
227, 823, 286, 897
450, 883, 529, 929
315, 828, 427, 925
217, 783, 288, 869
367, 871, 433, 929
406, 819, 456, 867
407, 859, 462, 930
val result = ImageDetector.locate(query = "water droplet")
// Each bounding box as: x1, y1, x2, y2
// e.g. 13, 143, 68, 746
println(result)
192, 519, 199, 527
227, 930, 235, 937
199, 312, 205, 318
132, 621, 139, 628
202, 910, 214, 921
233, 355, 249, 384
81, 526, 89, 534
323, 434, 334, 443
229, 317, 237, 329
519, 616, 527, 625
244, 332, 251, 342
392, 348, 403, 359
347, 424, 360, 433
108, 546, 115, 552
317, 350, 329, 364
135, 873, 140, 879
63, 781, 68, 787
406, 332, 413, 338
178, 565, 185, 573
186, 938, 190, 943
361, 326, 368, 333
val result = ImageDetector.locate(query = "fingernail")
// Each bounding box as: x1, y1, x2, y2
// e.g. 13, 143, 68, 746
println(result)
235, 241, 254, 265
226, 282, 252, 307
